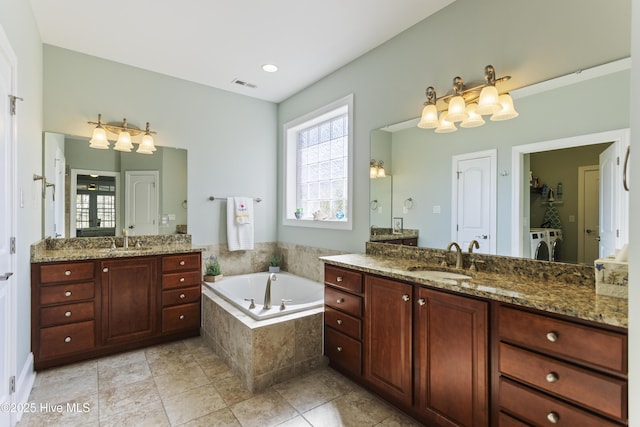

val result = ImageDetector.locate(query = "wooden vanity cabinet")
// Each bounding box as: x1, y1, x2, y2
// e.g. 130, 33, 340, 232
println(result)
494, 303, 628, 426
32, 251, 201, 370
101, 257, 158, 345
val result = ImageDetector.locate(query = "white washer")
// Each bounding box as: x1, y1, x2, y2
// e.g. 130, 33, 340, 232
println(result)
547, 228, 563, 262
529, 228, 551, 261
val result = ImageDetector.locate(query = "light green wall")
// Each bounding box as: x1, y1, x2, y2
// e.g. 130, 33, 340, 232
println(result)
161, 147, 188, 231
277, 0, 631, 253
43, 45, 278, 246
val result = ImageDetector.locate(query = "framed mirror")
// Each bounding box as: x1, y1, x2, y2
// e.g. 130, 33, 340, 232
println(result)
43, 132, 188, 239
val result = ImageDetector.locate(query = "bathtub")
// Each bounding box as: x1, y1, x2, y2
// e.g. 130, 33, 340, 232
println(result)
203, 272, 324, 320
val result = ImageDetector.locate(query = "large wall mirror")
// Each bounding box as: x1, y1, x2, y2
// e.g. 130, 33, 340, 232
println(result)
370, 62, 630, 265
43, 132, 188, 239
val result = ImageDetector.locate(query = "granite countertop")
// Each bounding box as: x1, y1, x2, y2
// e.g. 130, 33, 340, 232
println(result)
30, 235, 202, 263
320, 253, 628, 329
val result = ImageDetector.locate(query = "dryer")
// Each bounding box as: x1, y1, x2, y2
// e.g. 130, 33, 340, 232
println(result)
547, 228, 563, 262
529, 228, 551, 261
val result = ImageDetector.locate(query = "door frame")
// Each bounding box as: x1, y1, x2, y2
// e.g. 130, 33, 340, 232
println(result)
451, 149, 497, 254
511, 128, 629, 257
577, 165, 599, 263
0, 23, 17, 427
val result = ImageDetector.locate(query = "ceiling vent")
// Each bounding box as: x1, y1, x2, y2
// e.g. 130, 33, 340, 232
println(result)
232, 79, 257, 89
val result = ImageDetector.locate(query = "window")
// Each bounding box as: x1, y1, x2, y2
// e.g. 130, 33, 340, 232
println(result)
75, 174, 116, 235
284, 94, 353, 229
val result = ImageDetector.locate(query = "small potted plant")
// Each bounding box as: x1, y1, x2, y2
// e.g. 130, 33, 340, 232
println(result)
269, 254, 283, 273
294, 208, 303, 219
203, 255, 223, 282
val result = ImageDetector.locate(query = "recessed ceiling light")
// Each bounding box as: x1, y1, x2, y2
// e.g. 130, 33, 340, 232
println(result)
262, 64, 278, 73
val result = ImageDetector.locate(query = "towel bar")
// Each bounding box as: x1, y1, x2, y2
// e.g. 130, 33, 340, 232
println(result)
209, 196, 262, 203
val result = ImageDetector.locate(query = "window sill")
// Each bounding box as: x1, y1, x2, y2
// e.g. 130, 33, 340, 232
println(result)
283, 217, 352, 230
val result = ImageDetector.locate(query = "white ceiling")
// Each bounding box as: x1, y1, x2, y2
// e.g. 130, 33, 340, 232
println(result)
29, 0, 455, 103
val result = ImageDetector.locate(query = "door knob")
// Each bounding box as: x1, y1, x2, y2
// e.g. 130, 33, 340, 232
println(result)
0, 272, 13, 281
475, 234, 489, 240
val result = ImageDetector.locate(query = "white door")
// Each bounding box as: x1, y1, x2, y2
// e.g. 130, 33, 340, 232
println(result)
452, 150, 497, 254
577, 165, 600, 263
125, 171, 159, 235
599, 144, 619, 258
0, 27, 17, 427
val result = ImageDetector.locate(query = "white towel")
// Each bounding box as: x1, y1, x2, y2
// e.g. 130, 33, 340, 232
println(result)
227, 197, 254, 251
234, 197, 252, 224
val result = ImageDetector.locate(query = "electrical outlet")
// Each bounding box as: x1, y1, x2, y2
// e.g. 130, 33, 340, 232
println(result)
433, 205, 441, 214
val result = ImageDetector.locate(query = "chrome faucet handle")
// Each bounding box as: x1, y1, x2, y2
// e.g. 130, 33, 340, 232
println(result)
135, 240, 142, 248
279, 299, 293, 310
110, 238, 116, 250
244, 298, 256, 309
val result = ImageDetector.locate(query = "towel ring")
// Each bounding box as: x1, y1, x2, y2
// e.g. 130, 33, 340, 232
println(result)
404, 198, 413, 209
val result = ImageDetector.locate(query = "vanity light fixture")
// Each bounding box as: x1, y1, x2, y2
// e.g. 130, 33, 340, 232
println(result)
418, 65, 518, 133
88, 114, 157, 154
369, 159, 386, 179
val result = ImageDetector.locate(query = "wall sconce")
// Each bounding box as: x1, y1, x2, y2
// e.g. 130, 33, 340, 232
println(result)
418, 65, 518, 133
88, 114, 157, 154
370, 159, 386, 179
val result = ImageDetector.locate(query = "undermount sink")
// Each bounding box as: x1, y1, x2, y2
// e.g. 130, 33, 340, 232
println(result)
405, 265, 472, 280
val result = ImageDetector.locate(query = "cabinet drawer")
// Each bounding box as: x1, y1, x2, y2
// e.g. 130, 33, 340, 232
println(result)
325, 306, 361, 340
162, 253, 201, 273
162, 271, 202, 290
499, 305, 626, 374
163, 286, 201, 307
499, 343, 626, 420
39, 281, 95, 305
40, 262, 95, 284
498, 411, 530, 427
39, 320, 95, 359
499, 378, 622, 427
325, 286, 362, 317
324, 266, 363, 293
40, 302, 95, 327
325, 327, 361, 375
162, 302, 200, 333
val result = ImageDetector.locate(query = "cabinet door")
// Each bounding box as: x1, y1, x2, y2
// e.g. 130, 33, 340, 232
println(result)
364, 276, 413, 405
101, 257, 158, 345
415, 287, 488, 427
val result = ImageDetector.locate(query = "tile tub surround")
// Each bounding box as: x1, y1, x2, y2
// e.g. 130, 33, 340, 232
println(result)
30, 234, 200, 262
323, 243, 628, 328
202, 287, 326, 393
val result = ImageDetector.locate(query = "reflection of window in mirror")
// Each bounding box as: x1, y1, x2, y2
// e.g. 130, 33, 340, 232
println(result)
75, 174, 116, 237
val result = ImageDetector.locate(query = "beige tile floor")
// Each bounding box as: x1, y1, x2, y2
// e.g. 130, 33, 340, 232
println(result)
18, 337, 423, 427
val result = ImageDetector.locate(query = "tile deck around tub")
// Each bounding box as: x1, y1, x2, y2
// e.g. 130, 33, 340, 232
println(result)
18, 337, 421, 427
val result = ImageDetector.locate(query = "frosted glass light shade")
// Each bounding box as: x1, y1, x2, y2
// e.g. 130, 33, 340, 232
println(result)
89, 126, 109, 149
114, 131, 133, 152
460, 103, 485, 128
417, 104, 439, 129
137, 133, 156, 154
370, 164, 378, 179
377, 166, 386, 178
435, 112, 457, 133
476, 85, 500, 115
445, 95, 468, 122
490, 94, 519, 121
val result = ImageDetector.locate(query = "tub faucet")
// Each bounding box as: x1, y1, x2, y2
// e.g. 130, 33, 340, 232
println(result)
446, 241, 463, 269
263, 273, 277, 310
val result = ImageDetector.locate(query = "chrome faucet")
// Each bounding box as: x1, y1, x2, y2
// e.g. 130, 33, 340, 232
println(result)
446, 242, 464, 269
263, 273, 277, 310
468, 240, 480, 253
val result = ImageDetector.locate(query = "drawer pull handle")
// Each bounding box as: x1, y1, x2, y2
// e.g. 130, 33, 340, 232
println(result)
418, 298, 426, 306
336, 346, 343, 352
336, 276, 343, 282
336, 298, 344, 304
179, 314, 185, 320
103, 268, 109, 273
64, 336, 72, 343
180, 293, 186, 299
546, 372, 559, 383
336, 319, 343, 325
546, 331, 558, 342
65, 311, 72, 317
65, 291, 72, 297
179, 260, 185, 266
546, 412, 559, 424
402, 294, 410, 302
65, 270, 71, 276
179, 277, 185, 282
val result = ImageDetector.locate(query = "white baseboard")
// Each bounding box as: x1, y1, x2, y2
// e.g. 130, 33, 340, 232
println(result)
13, 352, 35, 423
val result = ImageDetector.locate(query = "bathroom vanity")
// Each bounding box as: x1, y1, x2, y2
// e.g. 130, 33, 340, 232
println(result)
321, 243, 628, 427
30, 236, 202, 370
